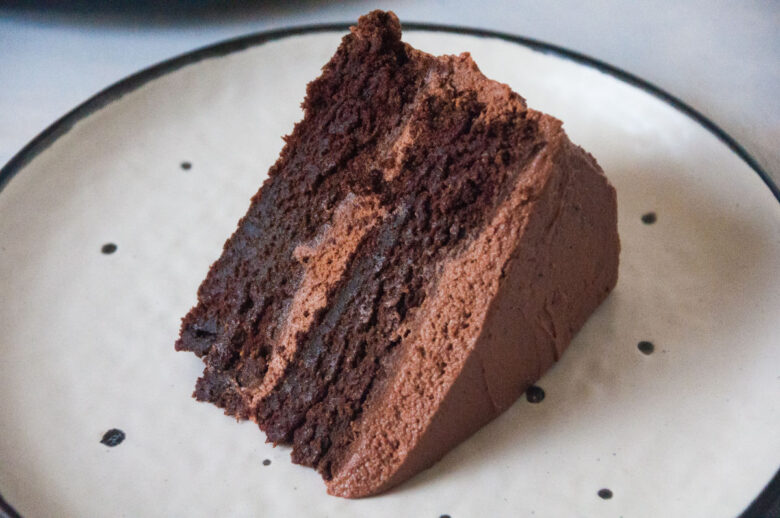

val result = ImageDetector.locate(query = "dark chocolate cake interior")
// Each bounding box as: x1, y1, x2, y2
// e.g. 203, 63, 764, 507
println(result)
176, 11, 546, 480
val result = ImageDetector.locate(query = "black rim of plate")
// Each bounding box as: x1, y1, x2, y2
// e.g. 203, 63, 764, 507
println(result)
0, 22, 778, 518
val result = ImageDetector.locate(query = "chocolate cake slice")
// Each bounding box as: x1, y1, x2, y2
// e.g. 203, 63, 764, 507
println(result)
176, 10, 619, 498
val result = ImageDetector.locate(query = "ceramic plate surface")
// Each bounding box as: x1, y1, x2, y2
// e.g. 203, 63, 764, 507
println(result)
1, 25, 778, 518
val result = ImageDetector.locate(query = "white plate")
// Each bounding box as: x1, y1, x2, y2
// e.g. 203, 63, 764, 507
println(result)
1, 24, 778, 518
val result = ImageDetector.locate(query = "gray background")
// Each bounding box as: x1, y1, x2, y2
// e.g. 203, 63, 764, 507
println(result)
1, 1, 778, 183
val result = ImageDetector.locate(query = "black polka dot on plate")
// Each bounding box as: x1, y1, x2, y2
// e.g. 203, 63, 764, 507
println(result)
101, 243, 117, 254
641, 212, 657, 224
439, 515, 452, 518
525, 385, 545, 403
262, 459, 271, 466
598, 488, 613, 500
100, 428, 125, 447
180, 161, 192, 170
638, 340, 655, 355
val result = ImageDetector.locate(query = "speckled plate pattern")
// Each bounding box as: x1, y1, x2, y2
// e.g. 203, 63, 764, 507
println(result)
1, 25, 778, 518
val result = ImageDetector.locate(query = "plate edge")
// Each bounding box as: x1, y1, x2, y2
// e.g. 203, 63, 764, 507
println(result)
1, 23, 778, 202
0, 491, 21, 518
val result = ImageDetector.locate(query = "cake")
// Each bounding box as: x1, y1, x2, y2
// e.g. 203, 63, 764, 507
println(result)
176, 10, 619, 498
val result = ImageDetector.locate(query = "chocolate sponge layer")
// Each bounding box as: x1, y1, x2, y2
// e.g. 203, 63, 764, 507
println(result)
176, 10, 619, 498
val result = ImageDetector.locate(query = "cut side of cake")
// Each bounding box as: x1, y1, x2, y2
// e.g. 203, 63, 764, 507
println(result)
175, 10, 619, 498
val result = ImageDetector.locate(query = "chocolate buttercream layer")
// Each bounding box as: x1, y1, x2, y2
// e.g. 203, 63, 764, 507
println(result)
176, 10, 619, 498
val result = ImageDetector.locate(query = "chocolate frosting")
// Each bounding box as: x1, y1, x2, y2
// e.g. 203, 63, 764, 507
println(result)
326, 113, 619, 497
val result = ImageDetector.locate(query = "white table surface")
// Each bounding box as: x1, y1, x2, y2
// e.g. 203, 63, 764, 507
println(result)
1, 1, 778, 185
